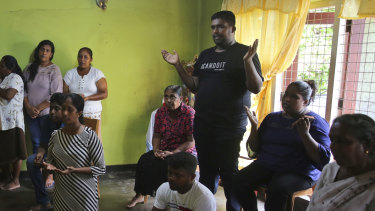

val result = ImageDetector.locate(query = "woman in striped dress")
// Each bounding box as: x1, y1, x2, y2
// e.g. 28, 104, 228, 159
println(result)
43, 93, 105, 211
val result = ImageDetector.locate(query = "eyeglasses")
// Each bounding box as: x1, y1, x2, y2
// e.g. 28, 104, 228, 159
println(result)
164, 95, 177, 101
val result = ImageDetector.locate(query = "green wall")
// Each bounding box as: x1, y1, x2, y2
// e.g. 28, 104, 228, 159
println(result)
0, 0, 222, 166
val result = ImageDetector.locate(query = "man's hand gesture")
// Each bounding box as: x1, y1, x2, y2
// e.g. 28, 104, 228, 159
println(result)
161, 50, 180, 66
243, 39, 259, 63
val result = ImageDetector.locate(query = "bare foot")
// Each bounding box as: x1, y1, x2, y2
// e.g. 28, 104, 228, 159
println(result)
1, 180, 20, 191
127, 194, 144, 208
45, 174, 54, 189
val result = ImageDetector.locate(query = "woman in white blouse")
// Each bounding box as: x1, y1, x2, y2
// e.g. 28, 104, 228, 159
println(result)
63, 47, 108, 138
0, 55, 27, 191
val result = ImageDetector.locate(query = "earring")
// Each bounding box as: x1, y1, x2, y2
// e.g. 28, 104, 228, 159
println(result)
365, 150, 369, 154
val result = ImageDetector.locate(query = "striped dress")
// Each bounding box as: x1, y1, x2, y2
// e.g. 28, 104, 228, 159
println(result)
46, 127, 105, 211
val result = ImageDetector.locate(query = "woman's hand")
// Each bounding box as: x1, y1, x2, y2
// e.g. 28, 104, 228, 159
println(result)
56, 166, 76, 175
244, 106, 258, 127
160, 150, 174, 159
154, 150, 164, 159
34, 152, 45, 167
293, 117, 311, 137
26, 106, 39, 119
43, 162, 58, 173
79, 94, 88, 101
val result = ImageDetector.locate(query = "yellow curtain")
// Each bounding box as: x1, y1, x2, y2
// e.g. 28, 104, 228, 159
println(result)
340, 0, 375, 19
222, 0, 310, 123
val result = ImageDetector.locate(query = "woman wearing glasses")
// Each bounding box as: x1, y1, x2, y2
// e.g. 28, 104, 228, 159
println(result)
127, 85, 195, 208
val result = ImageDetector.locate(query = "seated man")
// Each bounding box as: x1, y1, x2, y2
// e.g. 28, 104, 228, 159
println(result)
152, 152, 216, 211
26, 93, 65, 211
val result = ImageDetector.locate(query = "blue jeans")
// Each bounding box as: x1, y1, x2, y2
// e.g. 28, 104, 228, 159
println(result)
26, 115, 55, 154
26, 154, 50, 206
194, 119, 244, 211
233, 161, 313, 211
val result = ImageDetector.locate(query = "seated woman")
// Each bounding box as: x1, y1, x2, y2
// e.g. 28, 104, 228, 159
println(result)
307, 114, 375, 211
127, 85, 195, 208
233, 80, 331, 211
43, 93, 105, 210
27, 93, 65, 211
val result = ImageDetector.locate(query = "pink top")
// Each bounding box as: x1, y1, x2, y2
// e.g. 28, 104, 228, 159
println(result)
24, 64, 63, 116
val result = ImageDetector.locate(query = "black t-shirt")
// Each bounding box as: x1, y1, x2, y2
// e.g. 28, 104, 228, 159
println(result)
193, 43, 262, 129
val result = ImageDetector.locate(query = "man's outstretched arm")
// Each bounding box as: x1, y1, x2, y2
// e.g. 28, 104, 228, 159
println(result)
161, 50, 199, 93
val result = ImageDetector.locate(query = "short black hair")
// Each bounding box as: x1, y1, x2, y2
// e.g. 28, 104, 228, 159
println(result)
332, 113, 375, 157
78, 47, 93, 59
50, 93, 66, 106
168, 152, 197, 175
211, 10, 235, 26
164, 85, 182, 96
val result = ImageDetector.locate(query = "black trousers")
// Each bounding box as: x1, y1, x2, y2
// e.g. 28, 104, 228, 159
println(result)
133, 151, 169, 196
232, 161, 313, 211
194, 119, 245, 211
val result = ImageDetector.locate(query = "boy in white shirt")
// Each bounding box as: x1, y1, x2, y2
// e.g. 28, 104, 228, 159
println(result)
152, 152, 216, 211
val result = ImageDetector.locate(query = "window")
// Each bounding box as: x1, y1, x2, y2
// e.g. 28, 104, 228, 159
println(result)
274, 7, 375, 123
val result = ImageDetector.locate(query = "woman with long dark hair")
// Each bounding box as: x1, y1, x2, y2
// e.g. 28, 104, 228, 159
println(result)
0, 55, 27, 191
23, 40, 63, 154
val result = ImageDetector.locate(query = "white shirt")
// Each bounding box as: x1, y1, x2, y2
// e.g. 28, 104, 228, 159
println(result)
154, 181, 216, 211
0, 73, 24, 131
146, 109, 158, 152
64, 67, 105, 119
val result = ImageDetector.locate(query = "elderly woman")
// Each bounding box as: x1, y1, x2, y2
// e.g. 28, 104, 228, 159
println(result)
43, 93, 105, 211
23, 40, 63, 154
233, 80, 331, 211
0, 55, 27, 191
307, 114, 375, 211
63, 47, 108, 138
127, 85, 196, 208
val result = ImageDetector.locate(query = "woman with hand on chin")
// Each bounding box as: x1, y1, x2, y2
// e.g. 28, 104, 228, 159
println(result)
43, 93, 105, 211
233, 80, 331, 211
63, 47, 107, 138
127, 85, 196, 208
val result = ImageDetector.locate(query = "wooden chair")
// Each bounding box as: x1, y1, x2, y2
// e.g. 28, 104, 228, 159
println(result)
83, 117, 101, 197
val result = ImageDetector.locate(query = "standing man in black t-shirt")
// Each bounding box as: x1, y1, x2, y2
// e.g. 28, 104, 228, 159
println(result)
161, 11, 263, 211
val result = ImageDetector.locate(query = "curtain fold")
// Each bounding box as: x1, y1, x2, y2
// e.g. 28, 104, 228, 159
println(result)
222, 0, 310, 123
339, 0, 375, 19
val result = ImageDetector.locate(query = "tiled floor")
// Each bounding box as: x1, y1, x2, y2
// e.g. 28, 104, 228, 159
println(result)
0, 169, 266, 211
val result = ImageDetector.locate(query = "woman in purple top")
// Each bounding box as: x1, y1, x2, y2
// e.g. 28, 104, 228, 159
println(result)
127, 85, 195, 208
23, 40, 63, 154
233, 80, 331, 211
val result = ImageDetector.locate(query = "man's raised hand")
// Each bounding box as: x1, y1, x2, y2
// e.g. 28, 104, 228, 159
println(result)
243, 39, 259, 62
161, 50, 180, 66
